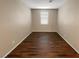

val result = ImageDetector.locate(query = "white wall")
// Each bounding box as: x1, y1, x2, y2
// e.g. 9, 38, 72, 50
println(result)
0, 0, 32, 57
58, 0, 79, 53
32, 9, 58, 32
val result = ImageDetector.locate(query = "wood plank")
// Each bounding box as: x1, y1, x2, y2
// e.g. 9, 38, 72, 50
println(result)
6, 32, 79, 58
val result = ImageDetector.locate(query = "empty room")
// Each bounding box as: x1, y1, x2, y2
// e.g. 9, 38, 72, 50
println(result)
0, 0, 79, 58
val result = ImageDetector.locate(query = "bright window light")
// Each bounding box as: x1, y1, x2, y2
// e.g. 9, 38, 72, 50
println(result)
40, 10, 48, 25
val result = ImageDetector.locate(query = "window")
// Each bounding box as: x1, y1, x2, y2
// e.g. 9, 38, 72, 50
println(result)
40, 10, 48, 25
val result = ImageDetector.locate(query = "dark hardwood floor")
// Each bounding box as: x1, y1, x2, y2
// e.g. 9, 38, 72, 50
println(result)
6, 32, 79, 58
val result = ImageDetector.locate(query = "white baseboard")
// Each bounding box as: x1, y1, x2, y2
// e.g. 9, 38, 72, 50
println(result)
3, 32, 79, 58
3, 32, 32, 58
57, 32, 79, 54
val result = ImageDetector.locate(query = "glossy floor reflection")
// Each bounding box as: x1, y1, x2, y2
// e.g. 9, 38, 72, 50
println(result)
6, 32, 79, 58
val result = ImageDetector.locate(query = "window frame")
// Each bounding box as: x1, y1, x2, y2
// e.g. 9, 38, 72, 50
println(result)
40, 10, 48, 25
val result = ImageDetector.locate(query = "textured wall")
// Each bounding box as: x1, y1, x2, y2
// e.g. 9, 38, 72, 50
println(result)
0, 0, 32, 57
58, 0, 79, 53
32, 9, 58, 32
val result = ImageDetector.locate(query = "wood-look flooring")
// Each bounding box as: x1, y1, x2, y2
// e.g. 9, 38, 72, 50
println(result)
6, 32, 79, 58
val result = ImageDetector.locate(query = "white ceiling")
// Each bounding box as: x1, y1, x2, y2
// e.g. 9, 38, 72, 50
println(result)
23, 0, 65, 9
